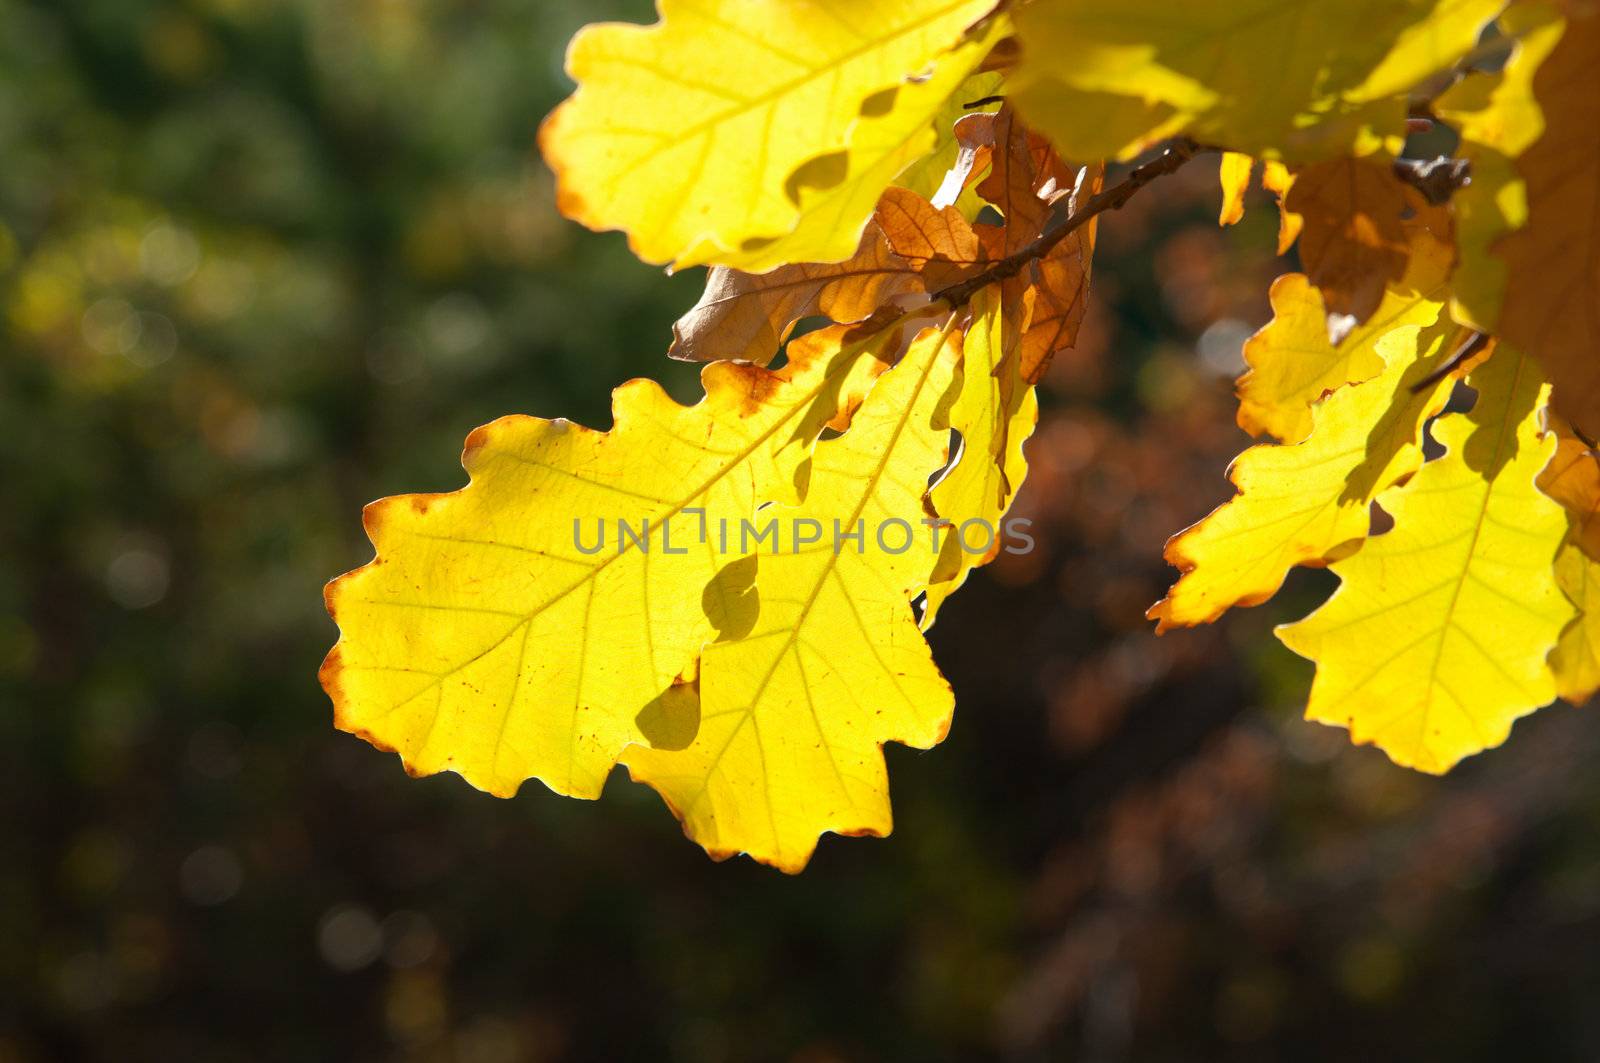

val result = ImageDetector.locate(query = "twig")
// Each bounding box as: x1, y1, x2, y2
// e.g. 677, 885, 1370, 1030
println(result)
931, 138, 1207, 310
1394, 155, 1472, 205
1410, 329, 1488, 393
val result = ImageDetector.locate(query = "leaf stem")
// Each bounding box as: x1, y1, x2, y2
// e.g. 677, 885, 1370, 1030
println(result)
930, 137, 1207, 310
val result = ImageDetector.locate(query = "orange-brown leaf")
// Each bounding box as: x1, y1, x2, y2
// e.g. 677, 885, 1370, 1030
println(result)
1493, 9, 1600, 440
1539, 427, 1600, 560
1285, 156, 1411, 343
1019, 163, 1104, 383
975, 105, 1058, 258
876, 185, 986, 291
671, 224, 922, 365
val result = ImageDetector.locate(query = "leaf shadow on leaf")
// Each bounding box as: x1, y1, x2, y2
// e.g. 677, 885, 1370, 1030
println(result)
1331, 321, 1457, 509
703, 554, 761, 642
633, 553, 762, 753
635, 674, 701, 753
860, 85, 899, 118
1460, 350, 1538, 479
785, 150, 850, 205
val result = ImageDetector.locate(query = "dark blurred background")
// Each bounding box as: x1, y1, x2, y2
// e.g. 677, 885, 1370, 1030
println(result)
4, 2, 1600, 1060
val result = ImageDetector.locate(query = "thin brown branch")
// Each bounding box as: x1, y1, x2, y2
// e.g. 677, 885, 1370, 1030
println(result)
1394, 154, 1472, 205
930, 138, 1208, 310
1410, 329, 1488, 393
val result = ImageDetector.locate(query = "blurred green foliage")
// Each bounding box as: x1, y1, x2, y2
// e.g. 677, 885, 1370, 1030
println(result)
5, 2, 1600, 1061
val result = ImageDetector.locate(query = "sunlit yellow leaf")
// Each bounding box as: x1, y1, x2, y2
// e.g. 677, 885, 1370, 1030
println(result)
1277, 348, 1574, 773
1261, 159, 1299, 254
1236, 204, 1454, 444
1151, 322, 1466, 630
621, 325, 962, 872
321, 326, 889, 801
743, 16, 1012, 273
1009, 0, 1502, 161
540, 0, 1003, 270
923, 286, 1036, 626
1218, 152, 1252, 226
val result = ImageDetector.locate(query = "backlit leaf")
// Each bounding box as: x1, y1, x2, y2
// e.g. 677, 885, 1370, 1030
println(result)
1277, 348, 1574, 773
540, 0, 1003, 270
620, 325, 962, 871
924, 286, 1036, 626
750, 15, 1012, 273
1008, 0, 1503, 161
1218, 151, 1253, 226
1262, 159, 1300, 254
877, 185, 987, 290
670, 221, 922, 365
1151, 322, 1469, 630
1235, 201, 1454, 443
1551, 542, 1600, 705
321, 325, 889, 801
967, 107, 1101, 383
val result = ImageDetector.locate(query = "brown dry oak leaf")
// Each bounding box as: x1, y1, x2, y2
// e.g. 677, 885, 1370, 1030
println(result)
1493, 8, 1600, 441
1284, 156, 1413, 344
670, 223, 924, 365
876, 184, 988, 291
969, 105, 1102, 383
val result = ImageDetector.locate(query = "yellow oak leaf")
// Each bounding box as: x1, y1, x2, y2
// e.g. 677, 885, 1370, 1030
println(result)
1435, 1, 1565, 337
923, 286, 1036, 626
1218, 152, 1253, 226
748, 16, 1011, 274
321, 325, 890, 802
1485, 7, 1600, 441
1262, 160, 1300, 254
1151, 322, 1468, 630
1008, 0, 1502, 161
1235, 202, 1454, 444
670, 221, 923, 366
1277, 347, 1574, 774
540, 0, 1003, 270
620, 324, 962, 872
